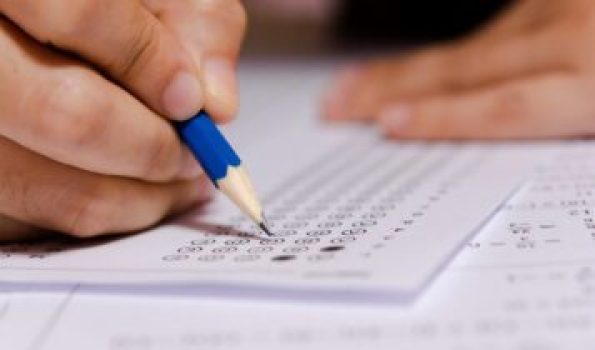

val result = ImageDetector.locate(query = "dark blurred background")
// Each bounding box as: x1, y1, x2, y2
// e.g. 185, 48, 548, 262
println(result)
243, 0, 513, 56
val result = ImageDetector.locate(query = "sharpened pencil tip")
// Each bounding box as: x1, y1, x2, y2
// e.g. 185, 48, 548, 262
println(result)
259, 222, 273, 236
259, 212, 274, 236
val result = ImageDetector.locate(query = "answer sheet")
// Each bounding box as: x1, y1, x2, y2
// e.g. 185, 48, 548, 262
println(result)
10, 127, 595, 350
0, 63, 551, 299
2, 62, 595, 350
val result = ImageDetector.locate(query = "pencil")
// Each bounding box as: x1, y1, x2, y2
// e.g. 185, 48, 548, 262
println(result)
175, 111, 273, 236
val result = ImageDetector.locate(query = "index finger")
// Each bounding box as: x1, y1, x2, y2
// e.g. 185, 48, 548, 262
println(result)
144, 0, 247, 122
0, 0, 203, 120
0, 19, 198, 182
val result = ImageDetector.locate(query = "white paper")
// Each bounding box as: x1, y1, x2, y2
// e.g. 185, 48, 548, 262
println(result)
0, 64, 548, 298
0, 286, 69, 350
35, 138, 595, 350
2, 62, 595, 350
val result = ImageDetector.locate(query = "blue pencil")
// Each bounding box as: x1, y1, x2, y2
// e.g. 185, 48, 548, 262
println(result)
176, 111, 272, 236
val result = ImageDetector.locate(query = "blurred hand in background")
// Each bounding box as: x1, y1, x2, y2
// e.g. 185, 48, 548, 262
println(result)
323, 0, 595, 139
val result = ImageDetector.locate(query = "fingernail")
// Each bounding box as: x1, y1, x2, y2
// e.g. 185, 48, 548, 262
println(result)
203, 58, 238, 119
177, 148, 202, 180
162, 71, 203, 120
379, 105, 411, 133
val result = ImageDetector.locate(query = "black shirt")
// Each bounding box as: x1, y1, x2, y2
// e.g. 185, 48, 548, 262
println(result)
335, 0, 513, 45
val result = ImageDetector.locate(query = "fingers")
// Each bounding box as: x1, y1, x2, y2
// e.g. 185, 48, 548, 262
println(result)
0, 19, 200, 182
0, 0, 202, 120
0, 215, 49, 242
143, 0, 247, 122
0, 137, 210, 238
377, 74, 595, 139
323, 28, 567, 122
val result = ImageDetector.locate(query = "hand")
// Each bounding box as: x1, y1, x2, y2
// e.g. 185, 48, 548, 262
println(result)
0, 0, 246, 240
323, 0, 595, 139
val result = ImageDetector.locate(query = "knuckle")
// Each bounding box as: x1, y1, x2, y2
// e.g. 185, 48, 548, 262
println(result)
6, 172, 40, 222
62, 181, 117, 237
492, 89, 527, 122
416, 100, 473, 139
15, 176, 116, 238
140, 126, 179, 180
115, 20, 159, 79
415, 102, 449, 138
482, 89, 529, 138
36, 71, 112, 150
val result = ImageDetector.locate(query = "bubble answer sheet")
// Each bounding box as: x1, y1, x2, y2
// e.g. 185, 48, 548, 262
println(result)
0, 62, 561, 300
7, 112, 595, 350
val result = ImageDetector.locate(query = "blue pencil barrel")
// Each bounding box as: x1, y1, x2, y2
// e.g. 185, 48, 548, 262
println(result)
175, 111, 241, 185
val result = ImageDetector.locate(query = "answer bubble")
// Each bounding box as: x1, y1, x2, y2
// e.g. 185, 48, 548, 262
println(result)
197, 254, 225, 262
295, 237, 320, 245
331, 236, 356, 244
247, 246, 273, 254
275, 229, 298, 237
225, 239, 250, 246
318, 221, 342, 228
271, 255, 296, 262
260, 238, 285, 245
177, 246, 202, 254
320, 245, 344, 252
212, 246, 238, 254
341, 228, 367, 236
191, 239, 217, 246
162, 254, 189, 262
306, 230, 332, 237
283, 246, 309, 254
